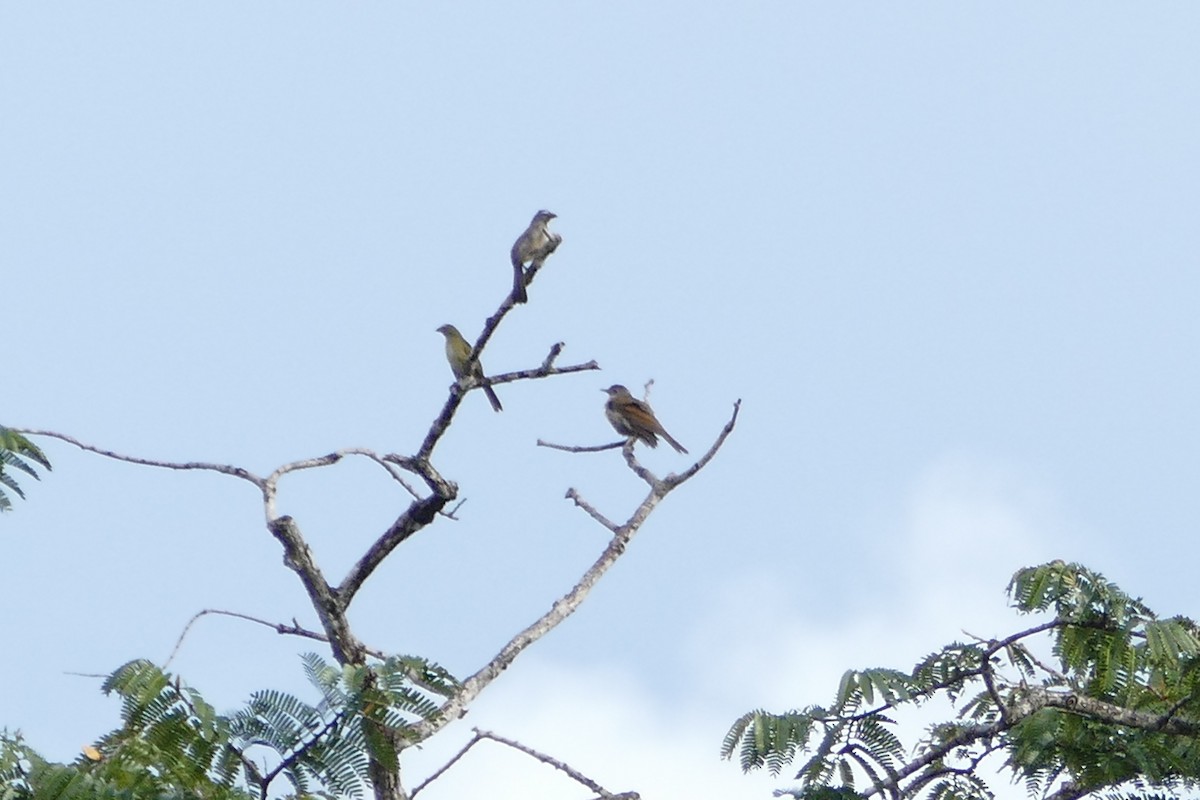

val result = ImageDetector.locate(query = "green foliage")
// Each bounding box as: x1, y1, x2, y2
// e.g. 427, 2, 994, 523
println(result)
0, 428, 50, 512
0, 730, 35, 800
2, 654, 459, 800
724, 562, 1200, 800
227, 653, 458, 798
1, 720, 244, 800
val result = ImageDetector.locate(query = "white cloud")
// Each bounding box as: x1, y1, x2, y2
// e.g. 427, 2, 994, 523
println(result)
900, 450, 1077, 629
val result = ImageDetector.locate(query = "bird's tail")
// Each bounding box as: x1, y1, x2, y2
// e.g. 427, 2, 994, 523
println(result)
662, 431, 688, 454
483, 383, 504, 413
512, 265, 528, 304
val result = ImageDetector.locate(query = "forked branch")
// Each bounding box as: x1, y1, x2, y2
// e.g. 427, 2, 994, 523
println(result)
410, 399, 740, 742
411, 727, 638, 800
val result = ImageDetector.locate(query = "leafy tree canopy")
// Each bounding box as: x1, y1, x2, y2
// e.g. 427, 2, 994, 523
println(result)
724, 561, 1200, 800
1, 655, 457, 800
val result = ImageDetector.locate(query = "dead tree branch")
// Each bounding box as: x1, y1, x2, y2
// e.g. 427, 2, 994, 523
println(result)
410, 727, 638, 800
474, 728, 630, 798
16, 258, 732, 800
410, 400, 740, 743
163, 608, 386, 669
538, 440, 624, 453
13, 429, 265, 489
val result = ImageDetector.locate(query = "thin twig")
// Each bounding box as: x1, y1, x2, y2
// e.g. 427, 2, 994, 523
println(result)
538, 439, 624, 453
409, 732, 485, 797
411, 725, 635, 800
474, 728, 621, 798
619, 441, 660, 487
540, 342, 565, 370
565, 488, 620, 532
662, 399, 742, 488
162, 608, 387, 669
14, 429, 265, 488
488, 359, 601, 386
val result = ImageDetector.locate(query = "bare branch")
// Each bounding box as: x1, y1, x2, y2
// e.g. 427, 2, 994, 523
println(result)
488, 358, 601, 387
276, 447, 428, 502
268, 515, 366, 664
163, 608, 387, 669
662, 399, 741, 488
338, 492, 451, 604
15, 428, 265, 489
537, 439, 624, 453
444, 497, 466, 518
409, 497, 659, 742
409, 732, 485, 797
473, 728, 628, 798
618, 441, 661, 487
383, 454, 455, 496
410, 727, 636, 800
266, 451, 346, 481
565, 487, 620, 532
540, 342, 565, 369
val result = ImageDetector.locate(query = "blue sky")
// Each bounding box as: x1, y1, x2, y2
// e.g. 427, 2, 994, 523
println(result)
3, 4, 1199, 797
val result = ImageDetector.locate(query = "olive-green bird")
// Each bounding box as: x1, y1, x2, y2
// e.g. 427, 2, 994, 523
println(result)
436, 324, 503, 412
602, 384, 687, 453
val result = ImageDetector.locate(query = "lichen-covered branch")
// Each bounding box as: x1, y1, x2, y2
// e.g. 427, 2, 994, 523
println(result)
268, 515, 367, 664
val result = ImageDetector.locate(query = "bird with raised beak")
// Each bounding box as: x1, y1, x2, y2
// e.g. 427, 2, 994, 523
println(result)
510, 210, 560, 303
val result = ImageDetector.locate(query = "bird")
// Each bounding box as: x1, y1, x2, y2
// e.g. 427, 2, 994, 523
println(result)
510, 210, 560, 303
436, 324, 503, 412
602, 384, 687, 454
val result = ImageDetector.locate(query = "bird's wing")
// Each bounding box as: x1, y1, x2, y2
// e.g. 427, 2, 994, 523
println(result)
622, 399, 663, 434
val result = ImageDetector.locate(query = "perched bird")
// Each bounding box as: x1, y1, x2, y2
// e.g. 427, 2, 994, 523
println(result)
602, 384, 687, 454
510, 210, 560, 303
436, 324, 503, 412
